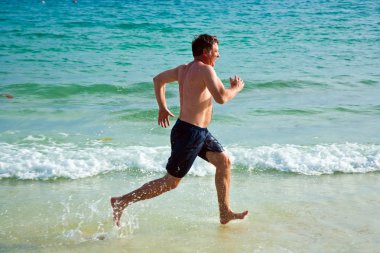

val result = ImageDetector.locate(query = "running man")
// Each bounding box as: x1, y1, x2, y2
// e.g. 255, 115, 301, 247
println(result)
111, 34, 248, 226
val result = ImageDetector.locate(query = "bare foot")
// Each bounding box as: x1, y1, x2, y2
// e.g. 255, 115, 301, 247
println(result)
220, 210, 249, 225
110, 197, 127, 227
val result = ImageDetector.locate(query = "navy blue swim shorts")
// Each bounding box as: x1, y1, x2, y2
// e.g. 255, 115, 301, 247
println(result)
166, 119, 224, 178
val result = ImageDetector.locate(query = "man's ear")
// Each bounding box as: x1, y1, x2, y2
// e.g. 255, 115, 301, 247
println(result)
202, 48, 210, 56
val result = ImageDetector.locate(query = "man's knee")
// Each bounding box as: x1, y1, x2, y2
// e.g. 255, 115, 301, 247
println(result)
168, 179, 180, 190
208, 152, 231, 169
219, 153, 231, 169
164, 174, 181, 190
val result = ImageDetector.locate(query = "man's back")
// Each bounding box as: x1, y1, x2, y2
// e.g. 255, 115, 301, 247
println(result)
177, 60, 213, 128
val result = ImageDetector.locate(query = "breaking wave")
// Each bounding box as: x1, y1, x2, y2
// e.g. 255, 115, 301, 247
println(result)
0, 142, 379, 180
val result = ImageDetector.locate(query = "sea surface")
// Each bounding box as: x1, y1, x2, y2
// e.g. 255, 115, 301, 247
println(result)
1, 0, 379, 252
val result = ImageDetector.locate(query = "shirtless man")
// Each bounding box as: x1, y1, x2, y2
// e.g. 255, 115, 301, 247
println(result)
111, 34, 248, 226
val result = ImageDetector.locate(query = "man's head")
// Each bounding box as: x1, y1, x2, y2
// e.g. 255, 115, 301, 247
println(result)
192, 34, 220, 67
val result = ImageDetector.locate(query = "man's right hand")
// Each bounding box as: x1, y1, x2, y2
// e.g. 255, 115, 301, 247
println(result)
158, 107, 175, 128
229, 75, 245, 92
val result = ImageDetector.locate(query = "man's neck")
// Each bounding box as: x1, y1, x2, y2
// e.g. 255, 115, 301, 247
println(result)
194, 57, 210, 66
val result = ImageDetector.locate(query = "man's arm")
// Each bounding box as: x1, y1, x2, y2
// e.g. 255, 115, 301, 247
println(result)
153, 66, 180, 128
202, 66, 244, 104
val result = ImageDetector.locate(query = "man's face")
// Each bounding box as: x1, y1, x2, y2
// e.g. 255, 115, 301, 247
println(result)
204, 43, 220, 67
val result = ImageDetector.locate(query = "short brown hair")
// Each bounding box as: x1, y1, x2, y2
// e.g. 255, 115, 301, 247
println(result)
192, 34, 219, 57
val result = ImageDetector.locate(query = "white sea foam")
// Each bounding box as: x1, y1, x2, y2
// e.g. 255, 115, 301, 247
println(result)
228, 143, 380, 175
0, 142, 379, 180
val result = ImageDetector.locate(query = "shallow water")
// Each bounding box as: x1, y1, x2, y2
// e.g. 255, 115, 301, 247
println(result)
1, 0, 379, 252
1, 172, 379, 253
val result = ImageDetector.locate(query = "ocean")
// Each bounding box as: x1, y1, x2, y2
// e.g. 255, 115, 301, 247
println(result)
1, 0, 379, 252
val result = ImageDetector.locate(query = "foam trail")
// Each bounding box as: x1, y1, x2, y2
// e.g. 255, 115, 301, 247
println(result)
0, 142, 379, 180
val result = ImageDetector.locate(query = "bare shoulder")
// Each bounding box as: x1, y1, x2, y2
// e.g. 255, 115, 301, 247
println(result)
177, 63, 188, 72
154, 64, 189, 83
198, 63, 217, 79
202, 64, 215, 73
186, 61, 213, 75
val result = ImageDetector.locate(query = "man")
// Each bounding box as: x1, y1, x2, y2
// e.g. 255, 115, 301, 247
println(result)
111, 34, 248, 226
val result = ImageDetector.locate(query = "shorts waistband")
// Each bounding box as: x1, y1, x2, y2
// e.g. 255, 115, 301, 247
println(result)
176, 118, 207, 131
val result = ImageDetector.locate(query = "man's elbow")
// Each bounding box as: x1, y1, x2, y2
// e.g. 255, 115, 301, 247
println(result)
214, 96, 227, 104
153, 75, 160, 84
153, 75, 163, 87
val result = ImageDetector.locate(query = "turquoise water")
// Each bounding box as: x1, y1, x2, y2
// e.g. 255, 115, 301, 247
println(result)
1, 0, 380, 252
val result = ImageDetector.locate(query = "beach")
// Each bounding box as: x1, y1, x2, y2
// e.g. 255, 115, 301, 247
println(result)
1, 172, 379, 252
1, 0, 379, 252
